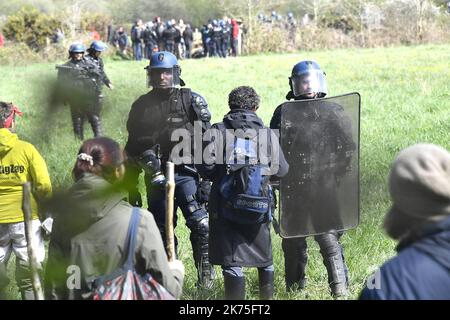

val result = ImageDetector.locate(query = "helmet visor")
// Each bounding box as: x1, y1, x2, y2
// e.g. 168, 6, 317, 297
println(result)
147, 67, 180, 88
291, 70, 327, 98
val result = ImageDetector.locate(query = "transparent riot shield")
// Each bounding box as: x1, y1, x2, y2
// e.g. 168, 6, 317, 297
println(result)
279, 92, 360, 238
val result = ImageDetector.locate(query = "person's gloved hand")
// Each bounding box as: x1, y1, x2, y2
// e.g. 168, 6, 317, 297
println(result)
168, 259, 185, 279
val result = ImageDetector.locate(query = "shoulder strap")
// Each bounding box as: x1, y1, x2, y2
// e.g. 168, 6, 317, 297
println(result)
123, 207, 142, 269
180, 88, 192, 115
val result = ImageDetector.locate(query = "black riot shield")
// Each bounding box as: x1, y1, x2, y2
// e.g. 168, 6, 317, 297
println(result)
279, 92, 360, 238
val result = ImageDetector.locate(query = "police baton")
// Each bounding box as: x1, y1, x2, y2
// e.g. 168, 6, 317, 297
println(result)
22, 182, 44, 300
165, 162, 176, 262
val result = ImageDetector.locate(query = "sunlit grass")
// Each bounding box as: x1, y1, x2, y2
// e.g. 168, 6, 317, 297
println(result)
1, 43, 449, 300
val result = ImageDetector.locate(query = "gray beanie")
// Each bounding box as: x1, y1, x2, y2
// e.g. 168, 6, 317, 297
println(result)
384, 143, 450, 239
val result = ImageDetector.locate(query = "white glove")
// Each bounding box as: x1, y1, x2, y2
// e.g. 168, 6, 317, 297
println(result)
168, 259, 185, 278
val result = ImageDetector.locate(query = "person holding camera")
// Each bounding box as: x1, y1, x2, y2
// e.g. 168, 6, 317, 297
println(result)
124, 51, 215, 289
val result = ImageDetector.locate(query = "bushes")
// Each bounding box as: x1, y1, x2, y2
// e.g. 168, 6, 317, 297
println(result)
0, 42, 41, 65
2, 7, 61, 51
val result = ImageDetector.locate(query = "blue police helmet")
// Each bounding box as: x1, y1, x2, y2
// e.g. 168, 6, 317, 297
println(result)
212, 19, 218, 26
290, 60, 328, 98
288, 12, 294, 18
149, 51, 178, 69
90, 40, 107, 52
146, 51, 184, 88
69, 42, 85, 53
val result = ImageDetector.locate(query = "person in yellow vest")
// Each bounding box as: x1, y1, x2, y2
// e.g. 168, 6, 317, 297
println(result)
0, 101, 52, 300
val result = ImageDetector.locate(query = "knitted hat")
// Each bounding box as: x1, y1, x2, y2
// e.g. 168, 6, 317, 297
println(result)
384, 144, 450, 239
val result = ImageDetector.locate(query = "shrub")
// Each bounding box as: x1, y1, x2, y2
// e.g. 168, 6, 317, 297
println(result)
0, 42, 41, 65
2, 6, 61, 51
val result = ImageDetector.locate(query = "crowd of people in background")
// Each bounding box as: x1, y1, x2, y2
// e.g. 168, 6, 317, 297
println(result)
108, 16, 245, 61
106, 11, 298, 61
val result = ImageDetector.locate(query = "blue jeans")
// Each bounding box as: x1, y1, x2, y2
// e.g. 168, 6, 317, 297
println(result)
133, 42, 143, 60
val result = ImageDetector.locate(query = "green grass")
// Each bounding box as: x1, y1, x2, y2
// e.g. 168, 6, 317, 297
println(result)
1, 44, 449, 300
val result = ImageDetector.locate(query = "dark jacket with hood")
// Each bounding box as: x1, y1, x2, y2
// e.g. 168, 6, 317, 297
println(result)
45, 173, 183, 299
203, 109, 288, 267
359, 216, 450, 300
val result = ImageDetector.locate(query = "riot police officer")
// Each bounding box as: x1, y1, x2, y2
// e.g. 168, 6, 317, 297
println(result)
124, 51, 215, 289
270, 60, 353, 297
85, 41, 114, 137
57, 43, 103, 140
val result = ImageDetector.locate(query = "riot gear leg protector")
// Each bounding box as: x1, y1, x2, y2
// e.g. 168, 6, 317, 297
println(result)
282, 237, 308, 291
186, 213, 215, 289
87, 114, 102, 137
71, 114, 84, 140
315, 231, 348, 297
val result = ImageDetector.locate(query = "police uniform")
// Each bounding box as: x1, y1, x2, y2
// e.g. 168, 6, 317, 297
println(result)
57, 55, 100, 140
270, 60, 352, 297
125, 85, 215, 288
84, 53, 110, 136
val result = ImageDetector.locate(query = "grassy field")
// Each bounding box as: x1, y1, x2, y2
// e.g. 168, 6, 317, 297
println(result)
1, 44, 449, 300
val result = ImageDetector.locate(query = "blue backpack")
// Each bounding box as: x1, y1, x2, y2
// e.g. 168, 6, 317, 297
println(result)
218, 135, 273, 224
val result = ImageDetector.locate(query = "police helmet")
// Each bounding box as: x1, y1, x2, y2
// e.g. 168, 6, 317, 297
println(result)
212, 19, 218, 26
290, 60, 328, 98
89, 40, 107, 52
69, 43, 85, 54
288, 12, 294, 18
145, 51, 184, 88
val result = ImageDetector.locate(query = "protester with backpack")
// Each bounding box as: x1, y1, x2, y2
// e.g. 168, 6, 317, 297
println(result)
200, 86, 289, 300
45, 137, 184, 300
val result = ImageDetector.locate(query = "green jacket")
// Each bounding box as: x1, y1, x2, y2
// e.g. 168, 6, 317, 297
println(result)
45, 173, 183, 299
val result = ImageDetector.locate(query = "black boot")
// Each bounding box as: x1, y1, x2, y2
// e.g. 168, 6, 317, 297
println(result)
282, 237, 308, 291
189, 217, 215, 289
258, 269, 274, 300
315, 232, 348, 298
223, 274, 245, 300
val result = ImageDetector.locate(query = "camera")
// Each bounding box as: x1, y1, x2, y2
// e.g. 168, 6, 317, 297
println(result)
137, 145, 166, 187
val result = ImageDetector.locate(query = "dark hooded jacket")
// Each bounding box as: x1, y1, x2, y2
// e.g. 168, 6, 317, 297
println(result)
204, 109, 288, 267
44, 173, 183, 299
360, 216, 450, 300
